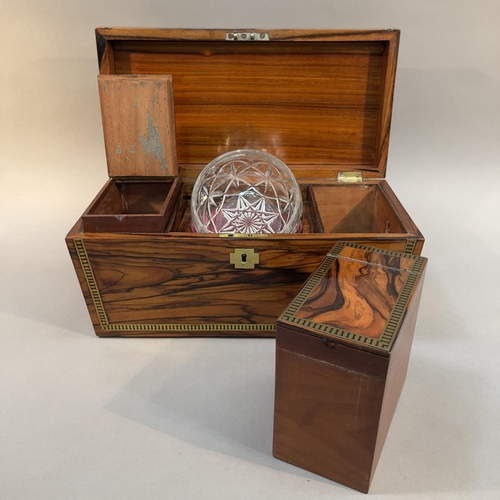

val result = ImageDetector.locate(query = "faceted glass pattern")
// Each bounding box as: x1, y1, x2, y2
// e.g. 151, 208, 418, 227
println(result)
191, 150, 303, 234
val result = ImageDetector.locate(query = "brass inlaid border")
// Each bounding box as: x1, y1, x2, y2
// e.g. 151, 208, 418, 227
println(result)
338, 242, 421, 261
74, 238, 109, 328
73, 238, 276, 333
404, 239, 417, 255
377, 256, 425, 348
105, 323, 276, 332
279, 242, 425, 352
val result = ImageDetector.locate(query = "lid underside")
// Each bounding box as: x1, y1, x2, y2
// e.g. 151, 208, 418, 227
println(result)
98, 75, 178, 178
278, 242, 426, 354
96, 29, 399, 178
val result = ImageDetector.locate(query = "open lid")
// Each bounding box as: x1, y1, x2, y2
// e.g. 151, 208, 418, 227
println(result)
98, 74, 178, 178
278, 242, 427, 356
95, 28, 400, 180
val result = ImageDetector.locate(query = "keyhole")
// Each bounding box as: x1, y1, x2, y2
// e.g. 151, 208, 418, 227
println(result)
241, 253, 247, 263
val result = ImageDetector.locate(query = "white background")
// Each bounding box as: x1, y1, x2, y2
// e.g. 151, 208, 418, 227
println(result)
1, 1, 500, 498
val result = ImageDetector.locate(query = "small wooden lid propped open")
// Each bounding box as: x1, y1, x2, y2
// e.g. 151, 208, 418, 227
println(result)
98, 74, 178, 178
278, 242, 427, 355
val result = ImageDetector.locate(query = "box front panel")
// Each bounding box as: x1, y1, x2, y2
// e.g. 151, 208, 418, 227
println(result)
273, 326, 388, 493
68, 235, 331, 336
67, 233, 421, 337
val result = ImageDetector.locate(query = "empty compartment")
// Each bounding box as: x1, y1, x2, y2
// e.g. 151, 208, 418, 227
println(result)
312, 184, 407, 234
82, 179, 180, 233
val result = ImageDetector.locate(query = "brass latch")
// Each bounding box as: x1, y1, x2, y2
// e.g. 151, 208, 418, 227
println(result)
230, 249, 259, 269
337, 171, 363, 183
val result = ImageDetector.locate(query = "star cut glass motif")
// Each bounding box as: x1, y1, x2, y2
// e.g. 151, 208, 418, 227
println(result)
191, 150, 303, 234
220, 191, 280, 234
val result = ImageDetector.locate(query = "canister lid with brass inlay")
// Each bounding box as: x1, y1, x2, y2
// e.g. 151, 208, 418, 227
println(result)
278, 242, 427, 355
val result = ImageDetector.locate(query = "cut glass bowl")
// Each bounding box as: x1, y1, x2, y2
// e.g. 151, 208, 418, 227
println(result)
190, 149, 303, 234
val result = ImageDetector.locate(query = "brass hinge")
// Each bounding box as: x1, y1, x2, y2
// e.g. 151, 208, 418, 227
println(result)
225, 32, 269, 41
337, 172, 363, 183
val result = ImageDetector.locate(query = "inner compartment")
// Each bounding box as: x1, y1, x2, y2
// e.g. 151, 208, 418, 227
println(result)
167, 182, 407, 234
89, 181, 173, 215
312, 184, 406, 233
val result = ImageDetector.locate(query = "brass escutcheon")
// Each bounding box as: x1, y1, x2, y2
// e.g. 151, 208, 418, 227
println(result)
230, 248, 259, 269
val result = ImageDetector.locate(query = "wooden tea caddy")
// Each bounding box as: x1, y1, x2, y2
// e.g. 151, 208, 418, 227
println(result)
66, 28, 424, 337
273, 241, 427, 493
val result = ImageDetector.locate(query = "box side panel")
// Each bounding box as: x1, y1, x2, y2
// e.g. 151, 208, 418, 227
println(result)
371, 266, 427, 479
273, 326, 388, 493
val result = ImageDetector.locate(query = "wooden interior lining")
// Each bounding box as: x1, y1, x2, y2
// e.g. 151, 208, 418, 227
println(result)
113, 41, 385, 55
86, 181, 407, 235
313, 184, 376, 232
370, 187, 406, 233
111, 41, 385, 167
89, 181, 173, 215
120, 182, 173, 214
90, 181, 123, 215
311, 184, 406, 234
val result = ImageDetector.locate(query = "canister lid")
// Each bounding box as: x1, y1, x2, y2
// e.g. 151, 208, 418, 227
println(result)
277, 242, 427, 355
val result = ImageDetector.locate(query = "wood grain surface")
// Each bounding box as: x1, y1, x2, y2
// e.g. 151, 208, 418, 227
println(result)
66, 235, 332, 336
98, 75, 177, 177
273, 326, 388, 493
295, 248, 416, 339
273, 246, 427, 492
312, 183, 407, 233
95, 28, 400, 178
66, 231, 423, 337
